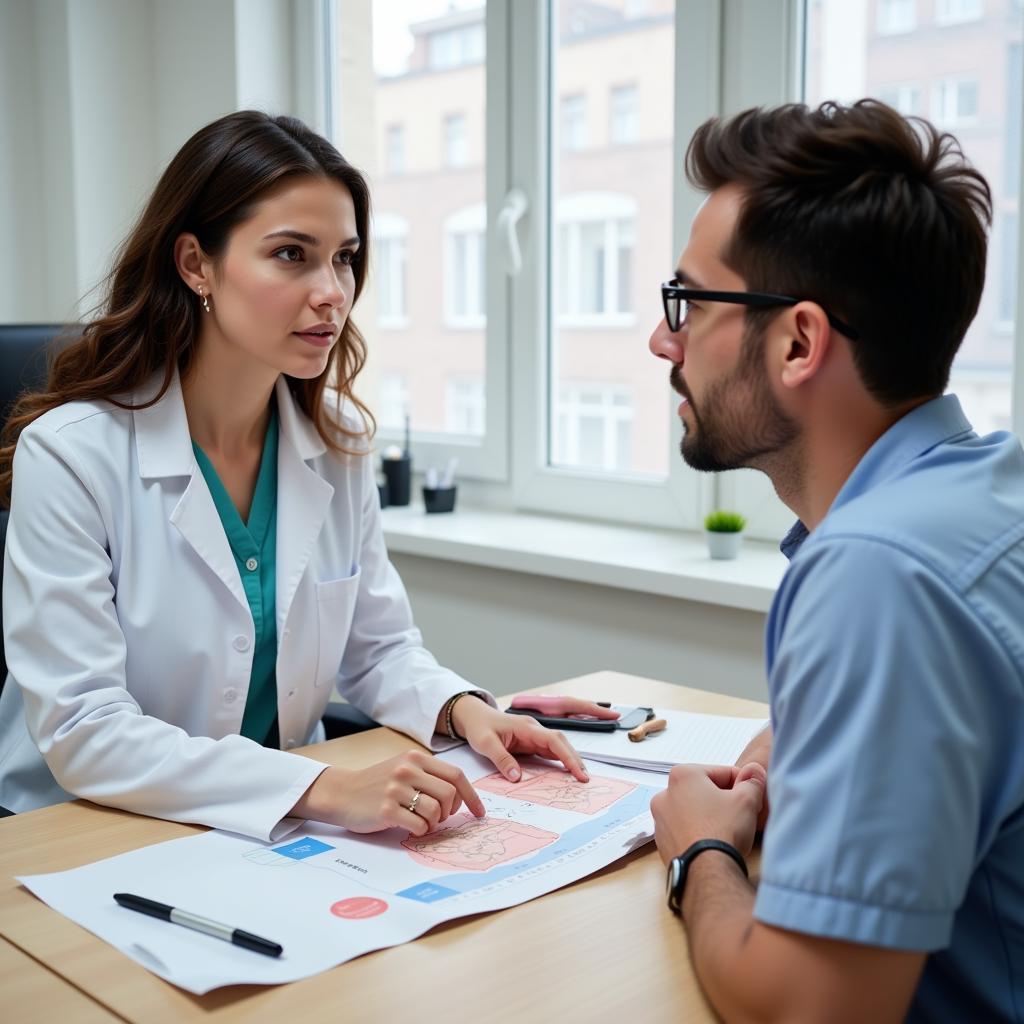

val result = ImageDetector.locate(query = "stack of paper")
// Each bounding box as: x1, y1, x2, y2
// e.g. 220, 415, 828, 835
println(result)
575, 710, 768, 773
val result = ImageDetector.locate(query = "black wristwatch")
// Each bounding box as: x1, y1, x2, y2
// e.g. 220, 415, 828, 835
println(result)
666, 839, 749, 917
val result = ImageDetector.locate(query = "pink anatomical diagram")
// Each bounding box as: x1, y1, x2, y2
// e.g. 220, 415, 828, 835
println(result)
402, 812, 557, 871
474, 764, 635, 814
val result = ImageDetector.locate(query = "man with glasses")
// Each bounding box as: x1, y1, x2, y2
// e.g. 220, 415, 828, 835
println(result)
648, 100, 1024, 1021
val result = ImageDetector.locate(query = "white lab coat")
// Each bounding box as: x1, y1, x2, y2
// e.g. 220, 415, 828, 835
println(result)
0, 371, 491, 840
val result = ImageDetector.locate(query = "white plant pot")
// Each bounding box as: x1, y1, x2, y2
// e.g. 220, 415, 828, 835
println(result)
706, 530, 743, 560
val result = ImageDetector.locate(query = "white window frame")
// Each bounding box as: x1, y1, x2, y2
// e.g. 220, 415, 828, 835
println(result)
363, 4, 509, 481
330, 0, 1024, 535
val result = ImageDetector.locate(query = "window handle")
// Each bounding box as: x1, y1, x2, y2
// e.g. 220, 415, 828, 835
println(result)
498, 188, 528, 275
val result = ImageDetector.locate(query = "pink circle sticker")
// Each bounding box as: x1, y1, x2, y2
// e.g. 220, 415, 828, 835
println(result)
330, 897, 388, 919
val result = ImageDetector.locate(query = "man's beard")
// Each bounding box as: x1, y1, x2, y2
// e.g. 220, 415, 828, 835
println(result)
672, 322, 798, 473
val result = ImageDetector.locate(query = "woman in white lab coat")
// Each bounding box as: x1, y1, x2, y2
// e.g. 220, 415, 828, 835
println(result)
0, 111, 591, 842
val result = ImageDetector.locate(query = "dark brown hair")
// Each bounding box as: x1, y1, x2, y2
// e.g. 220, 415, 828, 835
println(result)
1, 110, 374, 506
686, 99, 993, 405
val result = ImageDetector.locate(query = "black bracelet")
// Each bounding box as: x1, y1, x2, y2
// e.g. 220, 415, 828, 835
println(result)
666, 838, 748, 917
443, 691, 484, 740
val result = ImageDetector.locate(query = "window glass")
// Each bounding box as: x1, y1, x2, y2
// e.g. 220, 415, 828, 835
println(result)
359, 1, 487, 439
805, 0, 1022, 435
549, 0, 675, 478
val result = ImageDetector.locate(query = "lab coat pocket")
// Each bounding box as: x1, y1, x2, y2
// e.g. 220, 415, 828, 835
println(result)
314, 570, 362, 688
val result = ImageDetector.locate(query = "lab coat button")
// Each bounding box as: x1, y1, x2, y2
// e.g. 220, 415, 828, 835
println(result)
232, 635, 250, 652
245, 557, 258, 572
224, 688, 237, 704
287, 690, 296, 701
285, 739, 296, 749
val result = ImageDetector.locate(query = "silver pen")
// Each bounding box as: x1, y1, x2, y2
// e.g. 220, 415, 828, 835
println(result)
113, 892, 283, 957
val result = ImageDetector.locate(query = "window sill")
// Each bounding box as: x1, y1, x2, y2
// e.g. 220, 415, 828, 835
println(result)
381, 504, 789, 613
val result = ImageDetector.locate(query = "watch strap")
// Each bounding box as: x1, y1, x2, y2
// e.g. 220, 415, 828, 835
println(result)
667, 838, 748, 916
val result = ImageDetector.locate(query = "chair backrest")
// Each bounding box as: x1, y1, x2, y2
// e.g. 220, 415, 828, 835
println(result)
1, 324, 70, 694
0, 323, 66, 427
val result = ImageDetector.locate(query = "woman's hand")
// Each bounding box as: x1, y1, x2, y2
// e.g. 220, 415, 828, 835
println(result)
452, 697, 590, 783
291, 750, 485, 837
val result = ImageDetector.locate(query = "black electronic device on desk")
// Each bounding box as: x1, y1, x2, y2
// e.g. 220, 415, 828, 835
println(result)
506, 695, 654, 732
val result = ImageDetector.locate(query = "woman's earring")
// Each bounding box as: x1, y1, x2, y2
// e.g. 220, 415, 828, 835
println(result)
198, 286, 211, 314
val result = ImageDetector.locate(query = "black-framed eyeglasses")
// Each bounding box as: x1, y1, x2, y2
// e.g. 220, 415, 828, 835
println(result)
661, 281, 859, 340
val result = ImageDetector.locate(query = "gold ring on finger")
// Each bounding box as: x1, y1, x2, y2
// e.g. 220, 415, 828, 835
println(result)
407, 789, 422, 814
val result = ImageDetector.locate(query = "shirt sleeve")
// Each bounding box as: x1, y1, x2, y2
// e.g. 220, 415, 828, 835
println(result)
332, 445, 496, 748
4, 423, 329, 841
754, 536, 1005, 951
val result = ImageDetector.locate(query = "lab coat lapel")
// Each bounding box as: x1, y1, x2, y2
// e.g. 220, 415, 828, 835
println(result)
133, 370, 249, 614
274, 377, 333, 634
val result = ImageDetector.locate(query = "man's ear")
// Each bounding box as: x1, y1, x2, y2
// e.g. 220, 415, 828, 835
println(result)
775, 303, 833, 391
173, 233, 212, 296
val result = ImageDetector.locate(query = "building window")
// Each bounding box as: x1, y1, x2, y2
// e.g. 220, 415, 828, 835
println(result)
556, 193, 636, 325
378, 372, 409, 430
935, 0, 983, 25
609, 83, 639, 145
933, 76, 979, 127
875, 82, 921, 115
374, 212, 409, 328
429, 24, 485, 70
444, 375, 485, 435
553, 384, 634, 473
444, 203, 486, 327
561, 94, 586, 151
876, 0, 915, 34
443, 113, 468, 168
385, 124, 405, 175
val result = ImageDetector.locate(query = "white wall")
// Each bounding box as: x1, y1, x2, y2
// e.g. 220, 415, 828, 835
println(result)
0, 0, 326, 325
393, 553, 770, 702
0, 0, 57, 320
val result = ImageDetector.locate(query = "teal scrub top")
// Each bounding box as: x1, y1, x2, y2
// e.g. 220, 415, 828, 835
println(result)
192, 406, 279, 747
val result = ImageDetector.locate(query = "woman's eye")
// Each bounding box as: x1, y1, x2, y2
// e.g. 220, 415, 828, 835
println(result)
335, 249, 356, 266
273, 246, 303, 263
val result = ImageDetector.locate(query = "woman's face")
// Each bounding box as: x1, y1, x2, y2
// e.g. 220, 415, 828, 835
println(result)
204, 175, 360, 380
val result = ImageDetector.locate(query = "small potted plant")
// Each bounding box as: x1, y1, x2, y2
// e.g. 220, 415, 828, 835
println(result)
704, 509, 746, 560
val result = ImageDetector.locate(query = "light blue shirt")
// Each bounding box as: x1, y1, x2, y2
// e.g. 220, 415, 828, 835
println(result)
754, 395, 1024, 1022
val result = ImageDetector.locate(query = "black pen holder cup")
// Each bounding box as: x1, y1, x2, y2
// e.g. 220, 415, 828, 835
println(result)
377, 478, 390, 509
423, 485, 457, 514
381, 455, 412, 506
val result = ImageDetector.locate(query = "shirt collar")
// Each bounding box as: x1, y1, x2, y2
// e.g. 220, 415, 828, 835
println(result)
133, 369, 326, 480
778, 394, 974, 561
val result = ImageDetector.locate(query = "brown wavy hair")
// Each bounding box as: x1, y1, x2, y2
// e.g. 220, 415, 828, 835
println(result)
686, 99, 993, 405
0, 110, 374, 507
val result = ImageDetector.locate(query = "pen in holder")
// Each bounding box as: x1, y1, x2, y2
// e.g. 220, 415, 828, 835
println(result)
423, 485, 457, 514
423, 457, 459, 514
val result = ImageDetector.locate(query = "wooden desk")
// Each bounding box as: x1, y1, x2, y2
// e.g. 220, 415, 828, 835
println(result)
0, 672, 767, 1024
